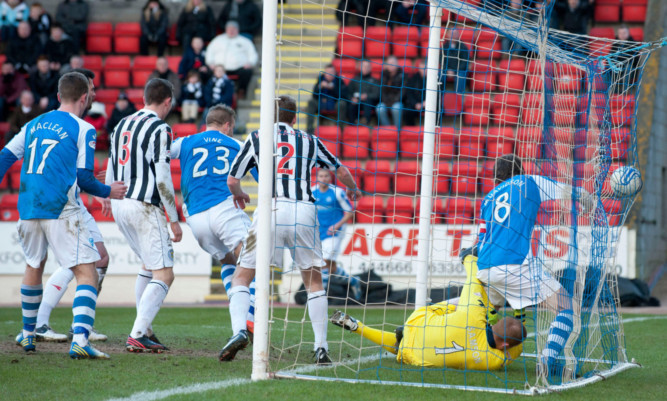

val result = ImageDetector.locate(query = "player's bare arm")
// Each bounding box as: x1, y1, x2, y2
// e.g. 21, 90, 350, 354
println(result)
328, 210, 354, 237
336, 165, 362, 200
227, 176, 250, 209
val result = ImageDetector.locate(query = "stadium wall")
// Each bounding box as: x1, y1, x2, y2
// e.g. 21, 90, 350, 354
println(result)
633, 0, 667, 281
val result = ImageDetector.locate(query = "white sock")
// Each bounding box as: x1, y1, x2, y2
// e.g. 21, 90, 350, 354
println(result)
228, 286, 250, 336
307, 290, 328, 351
131, 280, 168, 339
37, 267, 74, 328
135, 271, 153, 313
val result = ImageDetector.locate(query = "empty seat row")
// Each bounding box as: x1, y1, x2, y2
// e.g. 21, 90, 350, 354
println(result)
82, 55, 180, 89
594, 0, 647, 23
87, 22, 143, 54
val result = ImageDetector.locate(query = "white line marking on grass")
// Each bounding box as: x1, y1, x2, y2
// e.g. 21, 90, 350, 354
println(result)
105, 378, 251, 401
107, 316, 666, 401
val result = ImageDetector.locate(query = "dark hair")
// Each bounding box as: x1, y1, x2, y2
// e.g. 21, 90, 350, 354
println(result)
186, 69, 200, 80
37, 55, 49, 63
51, 22, 63, 30
144, 78, 174, 106
494, 154, 523, 183
276, 95, 297, 124
58, 72, 90, 103
71, 68, 95, 81
206, 104, 236, 126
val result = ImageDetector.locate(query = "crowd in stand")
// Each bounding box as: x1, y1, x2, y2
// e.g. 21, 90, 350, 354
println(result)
0, 0, 261, 144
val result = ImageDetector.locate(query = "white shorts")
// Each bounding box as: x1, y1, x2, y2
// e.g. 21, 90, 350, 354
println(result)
112, 198, 174, 270
81, 207, 103, 244
239, 198, 325, 270
17, 213, 100, 269
321, 235, 343, 261
186, 198, 251, 261
476, 264, 562, 310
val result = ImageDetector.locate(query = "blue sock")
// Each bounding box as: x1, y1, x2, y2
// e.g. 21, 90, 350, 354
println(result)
21, 284, 43, 335
542, 309, 574, 380
247, 279, 256, 324
71, 284, 98, 345
221, 264, 235, 293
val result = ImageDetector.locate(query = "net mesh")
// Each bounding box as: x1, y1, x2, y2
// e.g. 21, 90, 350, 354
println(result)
263, 0, 663, 393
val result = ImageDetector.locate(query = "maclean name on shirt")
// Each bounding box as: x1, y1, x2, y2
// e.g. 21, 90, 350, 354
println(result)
31, 122, 67, 139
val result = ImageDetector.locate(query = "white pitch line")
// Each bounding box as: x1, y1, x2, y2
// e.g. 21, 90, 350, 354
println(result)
107, 315, 667, 401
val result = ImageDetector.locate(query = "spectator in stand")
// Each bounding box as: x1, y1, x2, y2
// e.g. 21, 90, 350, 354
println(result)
205, 21, 258, 98
176, 0, 216, 51
403, 61, 425, 126
0, 61, 28, 121
217, 0, 261, 40
59, 54, 83, 75
389, 0, 427, 28
440, 28, 469, 94
376, 55, 405, 129
7, 21, 40, 73
611, 25, 639, 93
44, 23, 75, 68
178, 36, 210, 82
29, 55, 59, 112
55, 0, 89, 52
345, 59, 380, 125
6, 90, 41, 142
106, 91, 137, 133
148, 56, 182, 101
140, 0, 169, 57
554, 0, 593, 35
306, 64, 345, 132
335, 0, 363, 26
28, 2, 50, 46
180, 70, 205, 123
204, 65, 234, 109
0, 0, 28, 41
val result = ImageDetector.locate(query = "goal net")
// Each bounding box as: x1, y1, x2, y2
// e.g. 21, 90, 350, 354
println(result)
256, 0, 664, 394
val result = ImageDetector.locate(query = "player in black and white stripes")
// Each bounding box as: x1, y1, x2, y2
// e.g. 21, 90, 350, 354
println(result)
219, 95, 361, 364
106, 78, 182, 353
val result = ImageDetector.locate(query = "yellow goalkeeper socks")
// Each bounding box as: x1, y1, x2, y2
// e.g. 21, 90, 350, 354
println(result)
354, 322, 399, 355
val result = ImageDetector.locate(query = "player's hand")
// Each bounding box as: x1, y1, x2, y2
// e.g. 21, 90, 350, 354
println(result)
95, 169, 106, 182
327, 225, 336, 236
109, 181, 127, 199
170, 221, 183, 242
346, 187, 362, 201
233, 192, 251, 210
94, 196, 112, 217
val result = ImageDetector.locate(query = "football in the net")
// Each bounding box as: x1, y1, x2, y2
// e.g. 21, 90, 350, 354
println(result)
610, 166, 643, 197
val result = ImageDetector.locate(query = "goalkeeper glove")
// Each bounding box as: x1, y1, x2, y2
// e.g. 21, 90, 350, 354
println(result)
460, 245, 478, 264
487, 307, 500, 326
513, 308, 527, 322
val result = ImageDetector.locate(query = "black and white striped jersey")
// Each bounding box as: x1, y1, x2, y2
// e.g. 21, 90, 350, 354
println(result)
108, 109, 173, 206
230, 122, 340, 202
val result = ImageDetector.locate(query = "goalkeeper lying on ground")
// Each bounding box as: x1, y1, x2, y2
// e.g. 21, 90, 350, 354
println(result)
330, 254, 526, 370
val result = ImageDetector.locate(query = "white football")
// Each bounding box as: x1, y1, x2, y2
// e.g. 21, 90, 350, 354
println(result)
610, 166, 643, 197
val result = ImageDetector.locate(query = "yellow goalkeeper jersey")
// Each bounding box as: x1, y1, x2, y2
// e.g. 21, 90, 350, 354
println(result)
397, 257, 523, 370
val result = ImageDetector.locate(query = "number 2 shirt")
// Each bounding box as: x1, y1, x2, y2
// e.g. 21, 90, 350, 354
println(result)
477, 174, 571, 270
5, 110, 97, 219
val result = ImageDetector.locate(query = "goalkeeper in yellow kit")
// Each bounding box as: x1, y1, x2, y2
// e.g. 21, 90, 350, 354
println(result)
330, 254, 526, 370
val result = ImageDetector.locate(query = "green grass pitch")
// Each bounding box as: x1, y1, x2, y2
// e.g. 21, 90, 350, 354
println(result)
0, 307, 665, 401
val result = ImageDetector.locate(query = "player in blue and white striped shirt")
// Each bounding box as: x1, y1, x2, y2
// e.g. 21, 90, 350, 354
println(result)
0, 72, 127, 359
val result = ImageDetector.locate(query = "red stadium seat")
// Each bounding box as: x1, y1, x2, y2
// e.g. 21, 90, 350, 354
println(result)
356, 196, 385, 224
125, 88, 144, 106
394, 161, 420, 195
622, 1, 647, 23
363, 160, 392, 194
81, 55, 103, 87
172, 123, 199, 138
103, 56, 131, 88
552, 94, 578, 126
332, 57, 357, 77
386, 196, 415, 224
86, 22, 113, 53
457, 128, 484, 159
8, 161, 22, 190
610, 95, 636, 126
391, 26, 420, 59
522, 92, 543, 126
468, 59, 496, 92
436, 127, 456, 159
340, 159, 364, 189
165, 56, 180, 73
486, 127, 515, 158
492, 93, 521, 126
594, 2, 621, 23
440, 197, 476, 225
434, 162, 451, 195
342, 125, 371, 159
338, 26, 364, 58
474, 29, 502, 59
95, 88, 120, 104
516, 127, 543, 159
463, 93, 492, 126
589, 27, 615, 39
315, 126, 341, 156
526, 59, 543, 91
364, 26, 391, 58
132, 56, 158, 87
442, 91, 464, 116
629, 27, 644, 42
0, 193, 19, 221
371, 126, 399, 159
399, 126, 423, 158
602, 199, 623, 226
480, 159, 495, 194
114, 22, 142, 54
451, 162, 479, 195
497, 59, 525, 92
611, 128, 630, 160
